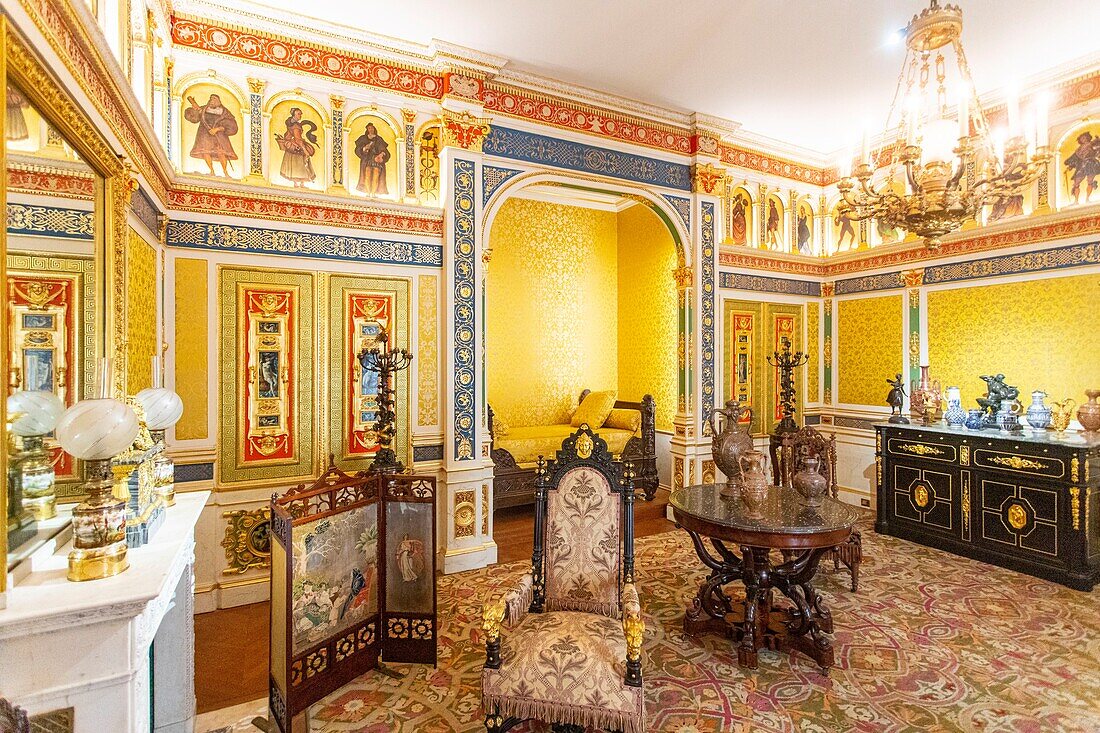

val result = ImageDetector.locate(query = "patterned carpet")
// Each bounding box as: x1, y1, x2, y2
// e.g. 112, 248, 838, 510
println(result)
206, 522, 1100, 733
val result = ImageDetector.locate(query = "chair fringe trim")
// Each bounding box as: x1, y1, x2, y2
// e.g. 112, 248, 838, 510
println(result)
504, 584, 533, 627
544, 597, 620, 618
482, 688, 645, 733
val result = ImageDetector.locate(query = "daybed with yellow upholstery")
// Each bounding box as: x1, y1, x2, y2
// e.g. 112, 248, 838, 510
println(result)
488, 389, 658, 508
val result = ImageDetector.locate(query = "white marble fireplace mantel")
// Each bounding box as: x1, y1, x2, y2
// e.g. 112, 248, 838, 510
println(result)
0, 491, 208, 733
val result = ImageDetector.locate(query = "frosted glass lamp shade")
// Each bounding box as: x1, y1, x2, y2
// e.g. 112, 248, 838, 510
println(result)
55, 398, 140, 460
136, 387, 183, 430
6, 390, 65, 437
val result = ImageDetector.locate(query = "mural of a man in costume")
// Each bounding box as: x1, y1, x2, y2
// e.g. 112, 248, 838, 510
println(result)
183, 93, 238, 176
765, 199, 781, 249
1064, 130, 1099, 205
729, 193, 748, 246
5, 85, 29, 142
276, 107, 318, 188
835, 207, 857, 249
354, 122, 391, 196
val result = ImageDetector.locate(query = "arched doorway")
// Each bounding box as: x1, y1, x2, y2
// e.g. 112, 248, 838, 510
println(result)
480, 174, 687, 552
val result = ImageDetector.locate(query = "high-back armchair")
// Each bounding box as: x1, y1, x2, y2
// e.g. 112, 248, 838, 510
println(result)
778, 426, 863, 592
481, 425, 645, 733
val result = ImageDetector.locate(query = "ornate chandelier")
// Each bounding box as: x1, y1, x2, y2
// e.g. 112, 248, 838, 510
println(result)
837, 1, 1050, 250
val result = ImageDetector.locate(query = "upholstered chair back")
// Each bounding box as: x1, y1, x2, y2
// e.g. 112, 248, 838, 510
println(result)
544, 465, 622, 616
532, 424, 635, 620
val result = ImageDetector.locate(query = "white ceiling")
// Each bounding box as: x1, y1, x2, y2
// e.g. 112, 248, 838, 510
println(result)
235, 0, 1100, 154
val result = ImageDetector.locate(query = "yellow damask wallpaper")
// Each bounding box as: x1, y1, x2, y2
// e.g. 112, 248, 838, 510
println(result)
806, 301, 820, 403
837, 295, 903, 406
126, 230, 157, 393
617, 204, 678, 431
928, 273, 1100, 406
174, 258, 208, 441
417, 274, 439, 427
487, 198, 618, 427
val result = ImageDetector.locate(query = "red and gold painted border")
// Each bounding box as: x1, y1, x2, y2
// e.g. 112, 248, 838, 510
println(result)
7, 165, 94, 199
171, 16, 445, 100
168, 186, 444, 236
718, 143, 828, 186
240, 284, 297, 465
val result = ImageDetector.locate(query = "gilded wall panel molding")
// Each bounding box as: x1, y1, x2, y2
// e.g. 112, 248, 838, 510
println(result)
327, 275, 410, 471
417, 275, 439, 427
218, 266, 315, 486
806, 302, 820, 404
700, 202, 717, 431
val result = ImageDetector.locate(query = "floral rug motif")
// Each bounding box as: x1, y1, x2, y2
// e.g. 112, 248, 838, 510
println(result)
221, 523, 1100, 732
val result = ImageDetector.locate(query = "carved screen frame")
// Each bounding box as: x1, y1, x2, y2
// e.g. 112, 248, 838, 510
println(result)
268, 469, 437, 732
2, 22, 132, 590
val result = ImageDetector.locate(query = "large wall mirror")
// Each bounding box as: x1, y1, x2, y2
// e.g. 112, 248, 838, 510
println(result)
3, 20, 129, 585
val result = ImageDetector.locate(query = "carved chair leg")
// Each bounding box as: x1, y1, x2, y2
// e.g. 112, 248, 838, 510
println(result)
850, 556, 860, 593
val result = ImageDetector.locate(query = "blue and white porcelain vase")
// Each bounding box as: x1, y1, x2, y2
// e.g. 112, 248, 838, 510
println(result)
1025, 390, 1052, 430
997, 399, 1022, 433
965, 408, 985, 430
944, 386, 966, 428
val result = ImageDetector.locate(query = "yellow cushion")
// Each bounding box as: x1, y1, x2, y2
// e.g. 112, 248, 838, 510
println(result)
594, 428, 633, 457
604, 408, 641, 433
571, 390, 617, 428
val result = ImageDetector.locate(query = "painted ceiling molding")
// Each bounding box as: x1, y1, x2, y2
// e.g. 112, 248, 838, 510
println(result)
719, 208, 1100, 278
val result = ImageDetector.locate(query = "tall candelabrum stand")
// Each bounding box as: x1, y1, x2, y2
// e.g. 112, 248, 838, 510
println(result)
767, 337, 809, 486
357, 326, 413, 475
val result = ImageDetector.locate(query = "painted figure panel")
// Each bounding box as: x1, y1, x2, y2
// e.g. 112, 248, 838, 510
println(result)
384, 502, 432, 614
271, 100, 324, 190
727, 187, 751, 246
180, 83, 243, 178
833, 203, 858, 251
290, 504, 379, 654
796, 200, 814, 255
1061, 122, 1100, 206
348, 115, 397, 199
764, 194, 784, 250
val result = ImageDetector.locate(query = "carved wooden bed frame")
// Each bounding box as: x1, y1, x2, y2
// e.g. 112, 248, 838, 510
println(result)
488, 390, 659, 509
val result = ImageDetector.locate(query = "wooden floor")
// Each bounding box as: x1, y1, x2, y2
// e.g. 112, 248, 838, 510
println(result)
194, 489, 672, 713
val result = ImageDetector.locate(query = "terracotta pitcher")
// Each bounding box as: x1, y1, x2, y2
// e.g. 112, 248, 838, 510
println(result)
708, 400, 755, 492
738, 449, 769, 518
1079, 390, 1100, 434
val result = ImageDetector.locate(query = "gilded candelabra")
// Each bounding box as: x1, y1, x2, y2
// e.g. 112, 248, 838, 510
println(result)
357, 327, 413, 474
767, 337, 809, 435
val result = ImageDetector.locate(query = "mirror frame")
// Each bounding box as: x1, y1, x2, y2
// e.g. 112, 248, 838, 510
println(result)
2, 20, 136, 592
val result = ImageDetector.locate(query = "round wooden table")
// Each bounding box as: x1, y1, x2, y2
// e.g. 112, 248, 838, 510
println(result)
670, 484, 859, 672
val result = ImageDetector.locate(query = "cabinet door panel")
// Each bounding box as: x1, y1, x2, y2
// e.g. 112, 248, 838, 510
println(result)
976, 475, 1061, 559
890, 461, 959, 539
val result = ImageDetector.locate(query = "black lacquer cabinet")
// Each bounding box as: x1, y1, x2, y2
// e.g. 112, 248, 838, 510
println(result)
875, 422, 1100, 591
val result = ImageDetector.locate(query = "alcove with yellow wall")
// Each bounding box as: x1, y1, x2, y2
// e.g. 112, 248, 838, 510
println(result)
486, 196, 677, 434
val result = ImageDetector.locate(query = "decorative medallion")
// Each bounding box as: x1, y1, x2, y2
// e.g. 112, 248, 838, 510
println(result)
914, 483, 930, 508
221, 507, 272, 574
1007, 502, 1028, 531
898, 443, 945, 457
454, 490, 476, 538
691, 162, 726, 195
